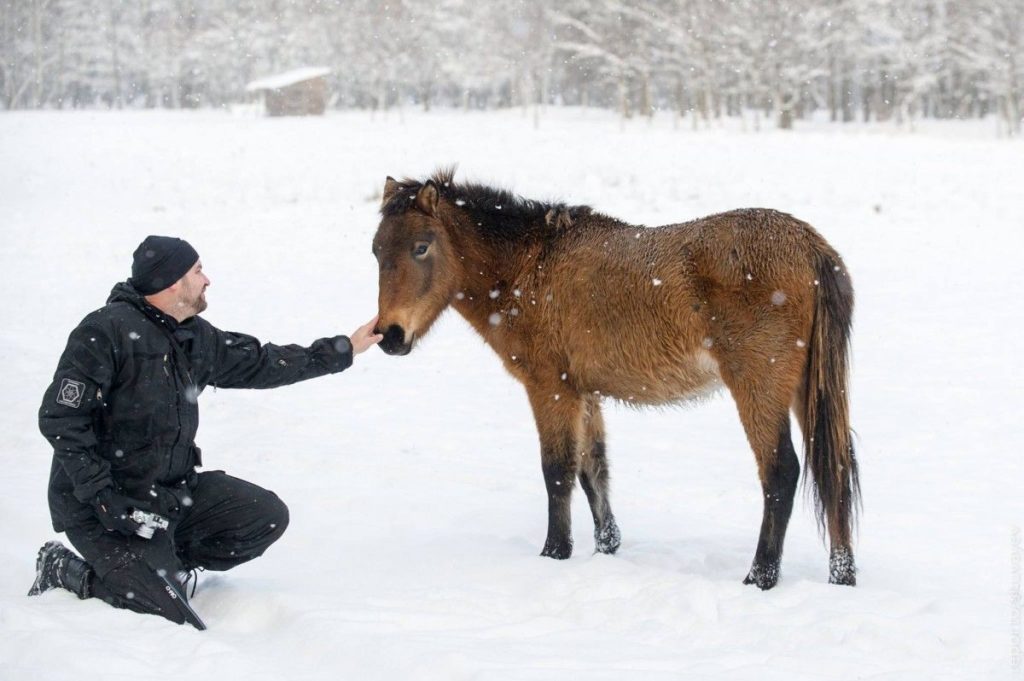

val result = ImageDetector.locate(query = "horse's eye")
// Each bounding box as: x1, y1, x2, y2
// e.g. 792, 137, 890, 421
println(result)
413, 242, 430, 258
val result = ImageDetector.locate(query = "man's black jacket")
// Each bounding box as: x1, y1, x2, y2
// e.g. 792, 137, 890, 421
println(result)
39, 281, 353, 531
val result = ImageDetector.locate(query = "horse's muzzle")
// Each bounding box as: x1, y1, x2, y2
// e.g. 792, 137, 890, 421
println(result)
377, 324, 413, 356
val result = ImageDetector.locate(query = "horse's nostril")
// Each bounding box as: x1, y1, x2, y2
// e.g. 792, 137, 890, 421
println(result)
383, 324, 404, 341
377, 324, 412, 356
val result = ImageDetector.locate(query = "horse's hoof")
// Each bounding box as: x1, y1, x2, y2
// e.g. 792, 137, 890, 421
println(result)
743, 561, 780, 590
540, 539, 573, 560
594, 517, 621, 555
829, 547, 856, 586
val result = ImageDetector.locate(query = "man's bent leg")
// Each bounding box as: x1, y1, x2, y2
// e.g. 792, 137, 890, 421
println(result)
175, 471, 289, 571
64, 523, 194, 626
87, 559, 194, 625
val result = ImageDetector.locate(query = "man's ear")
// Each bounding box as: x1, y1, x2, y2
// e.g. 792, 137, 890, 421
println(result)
382, 176, 402, 206
415, 181, 439, 217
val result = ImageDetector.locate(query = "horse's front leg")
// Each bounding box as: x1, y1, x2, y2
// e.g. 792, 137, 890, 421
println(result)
578, 399, 620, 554
526, 386, 584, 560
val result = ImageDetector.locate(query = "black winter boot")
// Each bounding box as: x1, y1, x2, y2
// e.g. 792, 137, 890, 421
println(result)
27, 541, 92, 599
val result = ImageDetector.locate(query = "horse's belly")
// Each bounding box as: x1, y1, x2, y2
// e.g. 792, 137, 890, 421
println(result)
578, 348, 724, 405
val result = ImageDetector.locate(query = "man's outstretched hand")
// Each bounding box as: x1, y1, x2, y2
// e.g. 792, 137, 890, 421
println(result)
350, 315, 384, 354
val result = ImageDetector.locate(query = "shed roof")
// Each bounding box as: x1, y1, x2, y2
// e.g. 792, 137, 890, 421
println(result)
245, 67, 331, 92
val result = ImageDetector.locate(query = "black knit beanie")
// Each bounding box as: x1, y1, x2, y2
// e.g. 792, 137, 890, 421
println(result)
130, 236, 199, 295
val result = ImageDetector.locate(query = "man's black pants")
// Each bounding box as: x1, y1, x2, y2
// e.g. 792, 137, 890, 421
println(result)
64, 470, 289, 625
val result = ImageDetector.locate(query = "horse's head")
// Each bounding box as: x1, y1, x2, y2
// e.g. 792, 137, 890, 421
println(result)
372, 174, 459, 356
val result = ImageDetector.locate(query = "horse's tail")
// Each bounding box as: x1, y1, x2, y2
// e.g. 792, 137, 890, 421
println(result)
801, 248, 860, 545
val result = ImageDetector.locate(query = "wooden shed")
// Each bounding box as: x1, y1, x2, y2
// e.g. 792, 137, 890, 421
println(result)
245, 67, 331, 117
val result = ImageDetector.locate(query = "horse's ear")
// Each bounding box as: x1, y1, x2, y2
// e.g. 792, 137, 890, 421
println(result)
415, 181, 440, 216
382, 176, 401, 206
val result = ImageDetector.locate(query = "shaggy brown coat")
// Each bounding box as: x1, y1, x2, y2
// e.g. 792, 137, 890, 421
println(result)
372, 169, 859, 588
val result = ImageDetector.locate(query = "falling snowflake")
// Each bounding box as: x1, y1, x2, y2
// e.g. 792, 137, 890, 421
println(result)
488, 312, 502, 326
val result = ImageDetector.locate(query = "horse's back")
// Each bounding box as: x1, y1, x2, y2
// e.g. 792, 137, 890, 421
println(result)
540, 208, 836, 405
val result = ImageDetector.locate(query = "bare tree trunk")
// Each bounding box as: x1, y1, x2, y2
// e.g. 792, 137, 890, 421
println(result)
828, 55, 838, 122
0, 2, 10, 108
31, 0, 44, 108
777, 88, 794, 130
1006, 52, 1021, 137
165, 13, 179, 108
640, 71, 653, 118
841, 72, 854, 122
108, 0, 122, 109
619, 73, 631, 120
519, 69, 530, 117
675, 73, 686, 119
56, 15, 65, 108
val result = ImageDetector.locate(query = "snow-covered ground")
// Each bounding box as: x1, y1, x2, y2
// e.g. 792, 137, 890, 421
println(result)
1, 108, 1021, 681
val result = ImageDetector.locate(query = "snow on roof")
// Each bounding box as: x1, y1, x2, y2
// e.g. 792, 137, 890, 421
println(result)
245, 67, 331, 92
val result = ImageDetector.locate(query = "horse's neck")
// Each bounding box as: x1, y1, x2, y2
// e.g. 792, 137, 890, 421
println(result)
448, 218, 540, 333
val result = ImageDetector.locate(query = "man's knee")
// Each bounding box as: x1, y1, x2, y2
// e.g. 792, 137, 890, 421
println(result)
261, 491, 289, 546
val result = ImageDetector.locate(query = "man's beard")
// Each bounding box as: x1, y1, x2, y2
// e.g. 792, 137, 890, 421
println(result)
179, 289, 207, 317
192, 292, 208, 314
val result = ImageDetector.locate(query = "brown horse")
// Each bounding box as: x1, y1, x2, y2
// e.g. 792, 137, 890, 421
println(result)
372, 168, 860, 589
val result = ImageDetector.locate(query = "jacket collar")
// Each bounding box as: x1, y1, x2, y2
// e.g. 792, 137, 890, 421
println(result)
108, 280, 198, 341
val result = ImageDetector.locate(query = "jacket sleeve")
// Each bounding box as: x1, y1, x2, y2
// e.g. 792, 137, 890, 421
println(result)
206, 324, 354, 390
39, 319, 117, 503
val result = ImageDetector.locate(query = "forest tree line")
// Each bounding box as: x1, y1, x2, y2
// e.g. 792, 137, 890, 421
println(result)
2, 0, 1021, 133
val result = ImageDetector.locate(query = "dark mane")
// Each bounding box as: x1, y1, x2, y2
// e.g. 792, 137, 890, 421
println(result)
382, 167, 592, 241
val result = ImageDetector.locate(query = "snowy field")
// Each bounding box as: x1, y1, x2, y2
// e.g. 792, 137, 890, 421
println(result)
1, 108, 1022, 681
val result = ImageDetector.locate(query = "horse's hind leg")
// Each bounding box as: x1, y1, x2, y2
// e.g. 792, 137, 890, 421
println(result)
744, 419, 800, 590
725, 374, 801, 590
578, 400, 621, 554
